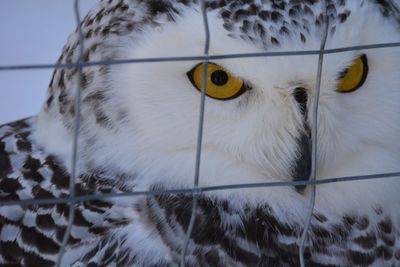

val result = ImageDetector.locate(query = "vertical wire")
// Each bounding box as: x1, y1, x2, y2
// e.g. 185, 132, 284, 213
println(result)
56, 0, 84, 265
298, 1, 329, 266
180, 0, 210, 266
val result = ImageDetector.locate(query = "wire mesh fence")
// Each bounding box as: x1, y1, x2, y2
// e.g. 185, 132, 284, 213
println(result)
1, 1, 400, 267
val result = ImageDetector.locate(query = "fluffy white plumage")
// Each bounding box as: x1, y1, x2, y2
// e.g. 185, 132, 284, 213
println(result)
1, 0, 400, 266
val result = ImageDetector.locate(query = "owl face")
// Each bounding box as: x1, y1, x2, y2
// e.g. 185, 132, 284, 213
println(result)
35, 0, 400, 210
106, 1, 398, 189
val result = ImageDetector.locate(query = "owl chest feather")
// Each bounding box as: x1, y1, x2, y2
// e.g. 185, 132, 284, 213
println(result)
0, 118, 399, 266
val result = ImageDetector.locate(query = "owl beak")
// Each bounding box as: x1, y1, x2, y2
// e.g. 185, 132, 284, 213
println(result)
291, 87, 312, 193
292, 129, 312, 193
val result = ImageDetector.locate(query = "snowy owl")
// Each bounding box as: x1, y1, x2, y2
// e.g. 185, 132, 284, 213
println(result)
1, 0, 400, 266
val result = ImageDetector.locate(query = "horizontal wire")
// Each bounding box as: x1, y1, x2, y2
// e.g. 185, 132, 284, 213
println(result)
1, 42, 400, 71
1, 172, 398, 207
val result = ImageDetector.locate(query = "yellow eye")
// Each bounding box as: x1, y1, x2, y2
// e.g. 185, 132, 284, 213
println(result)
187, 62, 246, 100
337, 54, 368, 93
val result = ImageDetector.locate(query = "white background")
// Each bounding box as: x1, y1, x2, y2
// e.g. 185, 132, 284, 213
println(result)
0, 0, 98, 124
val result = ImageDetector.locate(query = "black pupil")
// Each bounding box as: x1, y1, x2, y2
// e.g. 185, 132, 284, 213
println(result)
211, 70, 229, 86
338, 68, 349, 78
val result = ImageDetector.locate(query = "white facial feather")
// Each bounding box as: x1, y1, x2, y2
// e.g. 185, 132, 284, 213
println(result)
34, 0, 400, 220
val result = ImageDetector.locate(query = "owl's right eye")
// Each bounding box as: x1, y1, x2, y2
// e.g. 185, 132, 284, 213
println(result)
187, 62, 246, 100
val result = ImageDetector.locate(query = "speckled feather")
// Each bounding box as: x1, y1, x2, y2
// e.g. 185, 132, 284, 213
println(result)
0, 119, 134, 266
1, 119, 399, 266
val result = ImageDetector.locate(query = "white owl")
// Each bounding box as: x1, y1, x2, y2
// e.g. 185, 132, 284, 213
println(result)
0, 0, 399, 266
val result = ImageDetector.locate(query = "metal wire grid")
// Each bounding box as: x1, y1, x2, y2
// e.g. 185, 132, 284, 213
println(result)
0, 1, 400, 267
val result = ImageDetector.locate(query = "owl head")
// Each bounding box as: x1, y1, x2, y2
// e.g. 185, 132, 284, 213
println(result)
35, 0, 400, 215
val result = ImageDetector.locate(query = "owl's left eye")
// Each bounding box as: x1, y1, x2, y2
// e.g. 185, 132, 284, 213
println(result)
336, 54, 368, 93
187, 62, 246, 100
